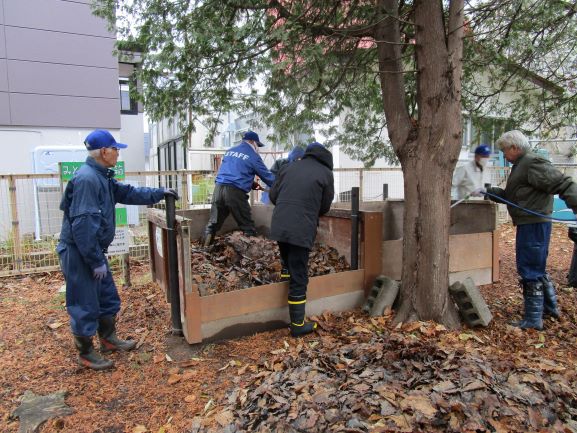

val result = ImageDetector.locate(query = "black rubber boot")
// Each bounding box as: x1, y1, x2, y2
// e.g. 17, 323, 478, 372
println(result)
98, 316, 137, 353
202, 231, 214, 248
74, 335, 114, 371
540, 274, 560, 320
569, 241, 577, 287
288, 297, 317, 337
511, 281, 544, 331
280, 267, 290, 282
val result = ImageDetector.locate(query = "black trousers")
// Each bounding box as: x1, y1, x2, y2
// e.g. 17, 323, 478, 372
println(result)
278, 242, 310, 299
205, 184, 256, 235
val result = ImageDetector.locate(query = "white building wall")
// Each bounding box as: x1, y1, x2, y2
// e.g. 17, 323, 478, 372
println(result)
120, 113, 146, 172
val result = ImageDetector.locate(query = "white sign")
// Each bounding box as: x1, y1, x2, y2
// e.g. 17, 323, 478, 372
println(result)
155, 226, 164, 258
106, 227, 129, 255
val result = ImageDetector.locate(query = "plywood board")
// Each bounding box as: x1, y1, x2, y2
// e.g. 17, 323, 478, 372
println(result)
200, 290, 365, 342
382, 232, 494, 280
448, 233, 493, 271
449, 268, 492, 286
492, 229, 500, 282
199, 269, 365, 322
361, 212, 383, 294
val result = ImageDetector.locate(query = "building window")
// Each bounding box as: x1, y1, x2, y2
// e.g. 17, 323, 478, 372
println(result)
158, 139, 187, 189
119, 78, 138, 115
462, 116, 514, 153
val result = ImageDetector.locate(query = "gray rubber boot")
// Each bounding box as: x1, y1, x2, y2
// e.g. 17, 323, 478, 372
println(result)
511, 281, 544, 331
74, 335, 114, 371
540, 274, 560, 319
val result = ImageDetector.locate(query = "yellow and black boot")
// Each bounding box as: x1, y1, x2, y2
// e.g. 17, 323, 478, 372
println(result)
288, 296, 317, 337
73, 335, 114, 371
280, 267, 290, 282
98, 316, 137, 353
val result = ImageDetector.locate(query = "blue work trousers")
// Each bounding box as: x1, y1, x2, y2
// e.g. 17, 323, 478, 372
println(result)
515, 222, 552, 282
57, 243, 120, 337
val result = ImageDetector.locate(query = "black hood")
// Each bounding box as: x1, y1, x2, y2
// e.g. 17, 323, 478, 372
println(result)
303, 144, 333, 170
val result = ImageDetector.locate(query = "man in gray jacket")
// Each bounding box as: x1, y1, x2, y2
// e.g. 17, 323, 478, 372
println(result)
480, 130, 577, 330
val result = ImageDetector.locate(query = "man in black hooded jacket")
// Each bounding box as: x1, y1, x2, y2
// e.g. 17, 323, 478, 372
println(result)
269, 142, 334, 337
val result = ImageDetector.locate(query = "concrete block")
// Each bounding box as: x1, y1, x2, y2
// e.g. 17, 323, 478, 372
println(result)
362, 282, 381, 314
363, 275, 399, 317
449, 277, 492, 327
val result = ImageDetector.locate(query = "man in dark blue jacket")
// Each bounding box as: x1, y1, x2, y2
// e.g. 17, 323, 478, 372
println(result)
57, 129, 177, 370
269, 142, 334, 337
203, 131, 275, 245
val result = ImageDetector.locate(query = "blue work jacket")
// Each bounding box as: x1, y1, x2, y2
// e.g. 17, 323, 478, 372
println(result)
215, 142, 275, 192
58, 157, 165, 269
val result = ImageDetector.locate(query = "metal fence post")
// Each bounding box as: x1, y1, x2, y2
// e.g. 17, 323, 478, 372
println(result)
383, 184, 389, 200
181, 171, 190, 210
8, 175, 23, 272
122, 253, 131, 287
165, 193, 183, 335
350, 187, 359, 270
359, 169, 364, 203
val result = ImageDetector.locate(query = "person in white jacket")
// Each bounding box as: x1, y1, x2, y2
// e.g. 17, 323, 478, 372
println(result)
452, 145, 491, 200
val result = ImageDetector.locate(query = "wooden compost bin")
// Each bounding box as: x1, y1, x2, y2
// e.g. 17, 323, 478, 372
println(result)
337, 199, 499, 285
147, 206, 383, 344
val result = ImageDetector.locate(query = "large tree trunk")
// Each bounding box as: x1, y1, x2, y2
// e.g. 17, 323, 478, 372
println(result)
376, 0, 464, 327
395, 147, 461, 327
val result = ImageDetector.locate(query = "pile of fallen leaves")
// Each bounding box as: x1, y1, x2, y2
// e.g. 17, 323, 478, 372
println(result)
3, 223, 577, 433
190, 313, 577, 433
190, 232, 349, 296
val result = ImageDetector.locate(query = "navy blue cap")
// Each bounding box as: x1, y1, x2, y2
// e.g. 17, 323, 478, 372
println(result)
474, 144, 491, 156
306, 142, 325, 152
242, 130, 264, 147
288, 146, 305, 162
84, 129, 128, 150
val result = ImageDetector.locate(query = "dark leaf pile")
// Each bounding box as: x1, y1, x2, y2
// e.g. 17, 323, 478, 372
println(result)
191, 315, 577, 433
190, 231, 349, 296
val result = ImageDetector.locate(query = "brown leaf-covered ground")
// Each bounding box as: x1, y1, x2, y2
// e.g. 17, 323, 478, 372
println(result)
1, 223, 577, 432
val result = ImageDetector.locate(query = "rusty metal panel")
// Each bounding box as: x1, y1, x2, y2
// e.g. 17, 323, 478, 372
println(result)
184, 291, 202, 343
317, 213, 352, 261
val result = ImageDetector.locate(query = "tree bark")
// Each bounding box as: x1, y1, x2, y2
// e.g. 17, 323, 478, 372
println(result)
395, 154, 461, 327
376, 0, 464, 327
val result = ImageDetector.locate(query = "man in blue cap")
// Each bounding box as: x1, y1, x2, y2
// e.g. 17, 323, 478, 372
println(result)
269, 142, 334, 337
270, 146, 305, 176
451, 144, 492, 200
57, 129, 178, 370
203, 130, 275, 246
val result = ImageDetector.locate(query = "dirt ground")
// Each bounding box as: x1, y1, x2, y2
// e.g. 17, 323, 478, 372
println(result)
1, 223, 577, 432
